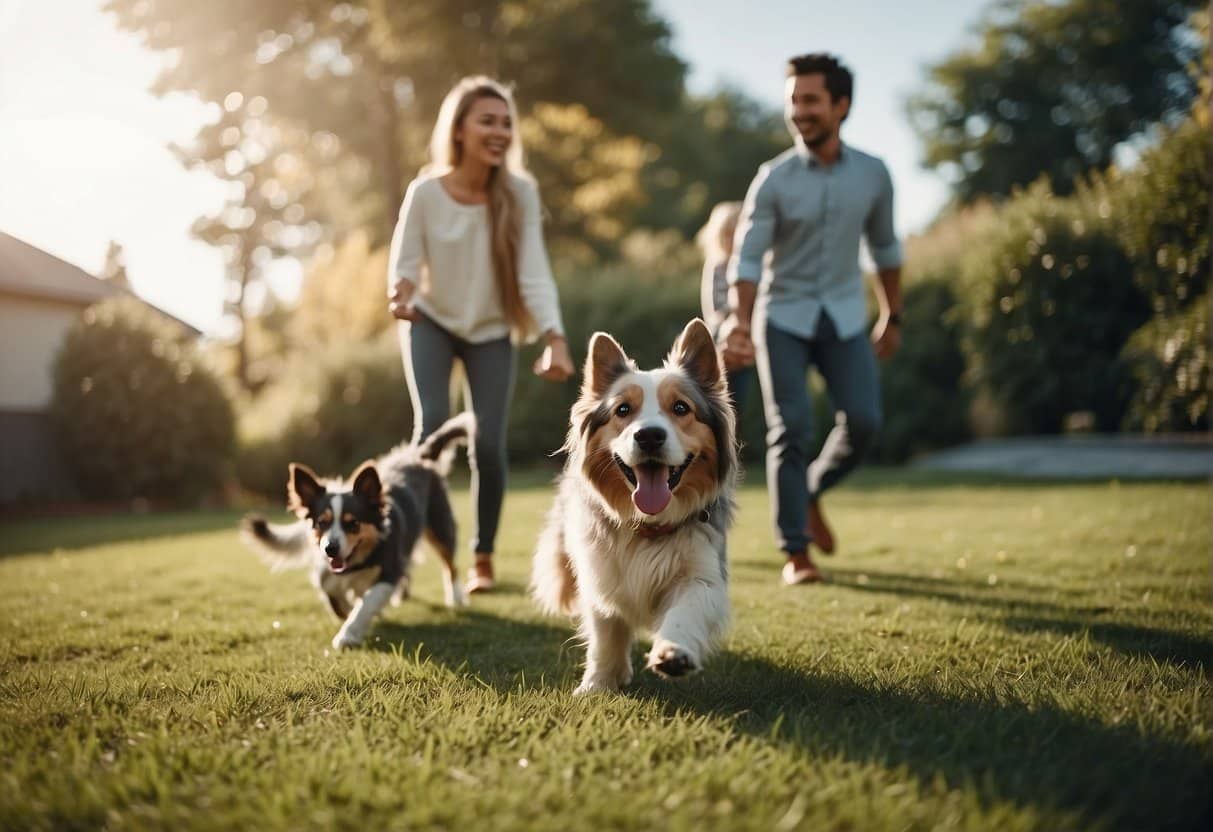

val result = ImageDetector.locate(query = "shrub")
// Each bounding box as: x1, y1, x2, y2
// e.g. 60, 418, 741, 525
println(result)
1106, 117, 1210, 432
1121, 292, 1209, 432
50, 296, 235, 502
959, 181, 1149, 433
236, 334, 412, 497
871, 280, 970, 462
1105, 117, 1209, 318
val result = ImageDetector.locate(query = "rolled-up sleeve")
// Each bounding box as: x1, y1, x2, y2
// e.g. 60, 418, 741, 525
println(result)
387, 179, 425, 290
865, 161, 903, 270
728, 164, 776, 285
516, 177, 564, 341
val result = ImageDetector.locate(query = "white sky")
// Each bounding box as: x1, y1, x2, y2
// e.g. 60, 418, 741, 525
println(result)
0, 0, 993, 336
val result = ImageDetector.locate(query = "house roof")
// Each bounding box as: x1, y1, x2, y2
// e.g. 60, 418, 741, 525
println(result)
0, 231, 202, 337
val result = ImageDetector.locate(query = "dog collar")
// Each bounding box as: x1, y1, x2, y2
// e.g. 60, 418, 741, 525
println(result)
632, 508, 712, 539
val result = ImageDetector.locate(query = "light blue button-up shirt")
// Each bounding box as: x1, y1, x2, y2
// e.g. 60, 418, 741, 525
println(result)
728, 141, 903, 341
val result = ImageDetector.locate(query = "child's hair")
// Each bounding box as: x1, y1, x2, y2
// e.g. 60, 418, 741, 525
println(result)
696, 202, 742, 266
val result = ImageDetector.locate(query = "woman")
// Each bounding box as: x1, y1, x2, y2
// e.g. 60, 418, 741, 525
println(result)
387, 76, 574, 594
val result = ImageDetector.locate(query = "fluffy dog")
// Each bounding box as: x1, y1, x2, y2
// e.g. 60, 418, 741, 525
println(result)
241, 414, 472, 650
532, 319, 738, 693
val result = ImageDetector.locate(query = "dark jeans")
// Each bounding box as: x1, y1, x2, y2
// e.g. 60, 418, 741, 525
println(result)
756, 313, 882, 554
400, 314, 516, 555
726, 366, 755, 414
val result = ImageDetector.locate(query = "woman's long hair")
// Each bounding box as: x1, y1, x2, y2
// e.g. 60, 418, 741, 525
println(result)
428, 76, 534, 338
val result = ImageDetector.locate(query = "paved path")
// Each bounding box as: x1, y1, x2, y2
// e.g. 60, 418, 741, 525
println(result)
912, 435, 1211, 480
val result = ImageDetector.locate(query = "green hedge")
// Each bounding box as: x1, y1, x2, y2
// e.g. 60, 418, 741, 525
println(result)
234, 257, 990, 496
236, 335, 413, 498
959, 182, 1149, 433
1121, 292, 1209, 432
871, 280, 970, 462
50, 297, 235, 502
1109, 118, 1209, 432
1108, 118, 1209, 318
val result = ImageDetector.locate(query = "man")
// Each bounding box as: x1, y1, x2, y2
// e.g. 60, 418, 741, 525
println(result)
720, 53, 903, 586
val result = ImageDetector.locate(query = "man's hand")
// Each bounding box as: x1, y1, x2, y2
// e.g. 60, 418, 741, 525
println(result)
871, 314, 902, 360
533, 333, 574, 382
718, 312, 756, 371
388, 279, 420, 322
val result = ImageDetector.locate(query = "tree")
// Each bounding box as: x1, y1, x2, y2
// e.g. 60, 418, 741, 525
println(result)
521, 103, 651, 263
908, 0, 1203, 201
635, 86, 787, 238
104, 0, 690, 383
105, 0, 686, 244
291, 230, 392, 348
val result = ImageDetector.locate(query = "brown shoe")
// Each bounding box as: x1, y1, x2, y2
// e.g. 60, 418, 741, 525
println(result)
806, 501, 836, 555
465, 555, 495, 594
782, 551, 823, 585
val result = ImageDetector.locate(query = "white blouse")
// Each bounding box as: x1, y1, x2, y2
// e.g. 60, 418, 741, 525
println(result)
387, 171, 564, 344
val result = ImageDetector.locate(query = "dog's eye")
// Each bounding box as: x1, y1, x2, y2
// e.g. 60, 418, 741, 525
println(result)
316, 518, 332, 530
342, 519, 359, 533
672, 400, 691, 416
615, 402, 631, 417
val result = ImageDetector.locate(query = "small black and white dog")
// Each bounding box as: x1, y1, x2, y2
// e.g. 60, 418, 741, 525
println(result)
241, 413, 472, 650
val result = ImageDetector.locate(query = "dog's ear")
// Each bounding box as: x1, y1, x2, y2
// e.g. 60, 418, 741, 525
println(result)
669, 318, 724, 395
287, 463, 323, 518
349, 460, 382, 504
583, 331, 632, 399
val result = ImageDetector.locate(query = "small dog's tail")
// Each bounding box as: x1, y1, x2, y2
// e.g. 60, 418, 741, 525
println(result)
531, 508, 579, 617
240, 515, 312, 570
417, 412, 475, 476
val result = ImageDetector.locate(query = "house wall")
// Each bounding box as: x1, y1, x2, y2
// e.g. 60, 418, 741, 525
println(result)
0, 294, 83, 503
0, 294, 82, 411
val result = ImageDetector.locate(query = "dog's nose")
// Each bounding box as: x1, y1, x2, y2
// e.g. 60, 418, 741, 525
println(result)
634, 426, 667, 454
324, 541, 341, 558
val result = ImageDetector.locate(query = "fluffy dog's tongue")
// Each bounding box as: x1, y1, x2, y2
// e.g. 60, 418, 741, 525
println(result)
632, 464, 672, 515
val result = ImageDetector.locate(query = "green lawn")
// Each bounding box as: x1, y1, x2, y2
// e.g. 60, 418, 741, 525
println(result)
1, 470, 1209, 831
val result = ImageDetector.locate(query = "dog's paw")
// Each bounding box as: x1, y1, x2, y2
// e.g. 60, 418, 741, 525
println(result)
573, 676, 619, 696
616, 662, 634, 688
573, 662, 632, 694
443, 581, 468, 608
646, 641, 699, 678
331, 631, 363, 651
391, 579, 410, 607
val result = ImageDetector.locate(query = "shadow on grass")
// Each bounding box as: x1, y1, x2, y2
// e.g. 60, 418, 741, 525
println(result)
361, 601, 1210, 828
629, 651, 1212, 830
0, 509, 247, 558
369, 608, 580, 689
1000, 616, 1213, 670
827, 567, 1213, 670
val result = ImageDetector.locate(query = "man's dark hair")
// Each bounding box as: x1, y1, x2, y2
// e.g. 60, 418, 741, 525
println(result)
786, 53, 853, 108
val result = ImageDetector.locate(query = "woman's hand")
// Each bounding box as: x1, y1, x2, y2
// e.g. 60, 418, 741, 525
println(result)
533, 333, 574, 382
388, 279, 420, 322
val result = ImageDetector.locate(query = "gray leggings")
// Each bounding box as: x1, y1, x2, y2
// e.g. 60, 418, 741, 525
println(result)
400, 313, 516, 555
